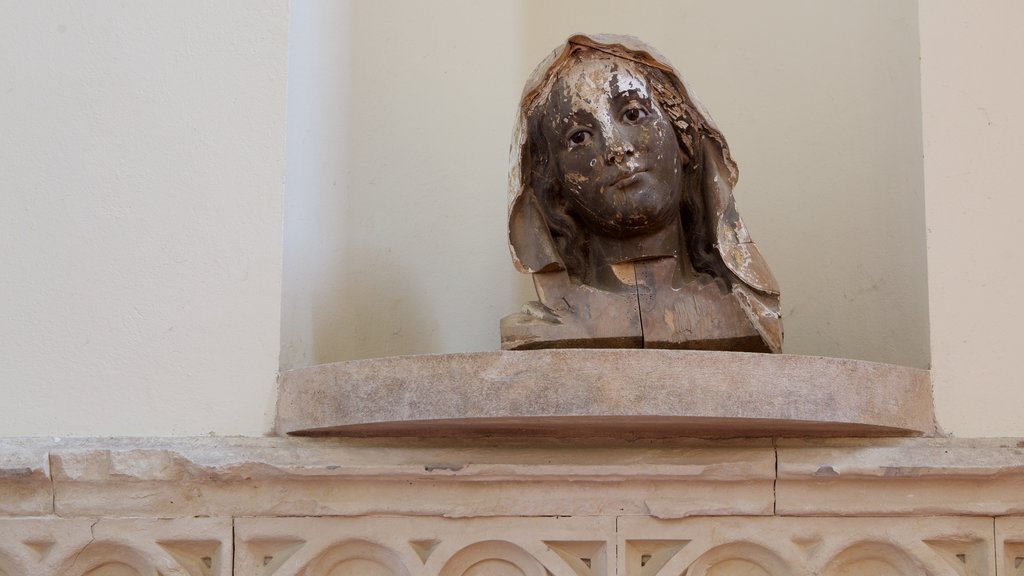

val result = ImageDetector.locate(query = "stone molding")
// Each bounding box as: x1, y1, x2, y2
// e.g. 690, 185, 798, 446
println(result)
777, 438, 1024, 516
276, 350, 935, 438
0, 437, 776, 518
2, 436, 1023, 518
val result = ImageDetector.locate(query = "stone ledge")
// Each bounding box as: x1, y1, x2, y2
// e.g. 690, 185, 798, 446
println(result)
777, 438, 1024, 515
0, 439, 52, 516
1, 437, 776, 518
2, 437, 1023, 519
276, 350, 935, 438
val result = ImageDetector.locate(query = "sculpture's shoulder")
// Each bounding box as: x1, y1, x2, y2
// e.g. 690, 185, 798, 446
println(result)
500, 260, 776, 352
636, 260, 768, 352
500, 279, 642, 350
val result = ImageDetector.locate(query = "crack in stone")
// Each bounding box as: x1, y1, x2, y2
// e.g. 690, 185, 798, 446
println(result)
46, 451, 56, 517
772, 438, 778, 515
68, 519, 99, 570
992, 517, 997, 576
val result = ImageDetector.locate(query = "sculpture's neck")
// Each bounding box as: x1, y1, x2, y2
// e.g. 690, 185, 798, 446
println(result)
586, 214, 691, 291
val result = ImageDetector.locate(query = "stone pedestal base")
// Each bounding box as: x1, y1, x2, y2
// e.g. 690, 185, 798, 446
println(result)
276, 350, 934, 438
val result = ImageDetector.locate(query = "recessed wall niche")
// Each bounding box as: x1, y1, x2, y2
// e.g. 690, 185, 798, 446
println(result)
281, 1, 929, 369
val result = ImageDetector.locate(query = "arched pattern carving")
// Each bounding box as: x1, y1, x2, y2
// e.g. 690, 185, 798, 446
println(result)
820, 541, 924, 576
56, 542, 153, 576
439, 541, 546, 576
300, 539, 410, 576
685, 542, 794, 576
0, 514, 1001, 576
83, 562, 140, 576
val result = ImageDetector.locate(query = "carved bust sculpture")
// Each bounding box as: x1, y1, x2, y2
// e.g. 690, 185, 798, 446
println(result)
501, 34, 782, 353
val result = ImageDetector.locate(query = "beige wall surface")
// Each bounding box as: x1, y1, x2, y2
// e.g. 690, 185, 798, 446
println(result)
921, 2, 1024, 436
0, 2, 288, 435
282, 0, 930, 370
281, 1, 527, 368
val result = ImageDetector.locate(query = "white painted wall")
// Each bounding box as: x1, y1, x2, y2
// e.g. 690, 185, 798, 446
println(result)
0, 1, 288, 436
921, 2, 1024, 436
282, 0, 930, 370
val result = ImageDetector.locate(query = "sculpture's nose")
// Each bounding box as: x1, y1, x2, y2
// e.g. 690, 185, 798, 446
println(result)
604, 126, 635, 166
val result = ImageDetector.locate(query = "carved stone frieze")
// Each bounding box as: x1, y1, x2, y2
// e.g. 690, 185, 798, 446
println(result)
997, 517, 1024, 576
235, 516, 615, 576
0, 518, 231, 576
619, 516, 996, 575
234, 516, 1000, 575
0, 515, 1021, 575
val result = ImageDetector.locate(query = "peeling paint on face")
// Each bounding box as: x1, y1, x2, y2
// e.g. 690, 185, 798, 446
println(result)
541, 51, 685, 237
565, 172, 587, 186
563, 57, 651, 147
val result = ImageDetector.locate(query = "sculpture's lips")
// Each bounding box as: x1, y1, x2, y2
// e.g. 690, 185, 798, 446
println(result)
612, 170, 647, 189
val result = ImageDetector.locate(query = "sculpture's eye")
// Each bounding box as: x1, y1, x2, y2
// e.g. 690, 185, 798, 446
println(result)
622, 105, 649, 124
567, 129, 592, 148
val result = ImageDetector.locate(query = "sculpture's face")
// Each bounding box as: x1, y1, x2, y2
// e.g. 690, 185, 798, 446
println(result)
542, 52, 685, 237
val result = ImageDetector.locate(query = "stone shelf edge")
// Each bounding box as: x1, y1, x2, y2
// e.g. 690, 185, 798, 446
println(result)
2, 437, 1023, 518
276, 349, 934, 438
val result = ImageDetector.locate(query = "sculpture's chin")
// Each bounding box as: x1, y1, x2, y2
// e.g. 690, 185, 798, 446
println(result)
569, 181, 683, 239
583, 207, 678, 239
594, 221, 667, 239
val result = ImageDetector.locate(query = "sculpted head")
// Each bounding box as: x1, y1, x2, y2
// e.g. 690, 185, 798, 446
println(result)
503, 35, 783, 353
519, 44, 718, 283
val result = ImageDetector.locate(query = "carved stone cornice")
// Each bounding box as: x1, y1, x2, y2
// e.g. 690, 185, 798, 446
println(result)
777, 437, 1024, 515
2, 436, 1023, 519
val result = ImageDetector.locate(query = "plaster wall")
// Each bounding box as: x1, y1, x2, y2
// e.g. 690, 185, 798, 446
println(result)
920, 2, 1024, 436
281, 1, 527, 368
0, 1, 288, 436
281, 0, 930, 371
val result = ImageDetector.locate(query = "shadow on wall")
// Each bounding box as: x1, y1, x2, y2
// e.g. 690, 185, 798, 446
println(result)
327, 1, 531, 364
280, 1, 533, 369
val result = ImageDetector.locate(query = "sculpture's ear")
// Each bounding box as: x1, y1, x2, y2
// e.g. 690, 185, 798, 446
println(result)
508, 189, 565, 274
701, 139, 780, 297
